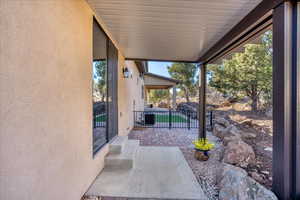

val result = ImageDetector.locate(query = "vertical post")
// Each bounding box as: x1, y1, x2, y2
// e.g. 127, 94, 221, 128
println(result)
169, 109, 172, 129
272, 1, 300, 198
172, 86, 177, 110
188, 112, 191, 130
198, 63, 206, 139
210, 110, 213, 130
293, 2, 300, 199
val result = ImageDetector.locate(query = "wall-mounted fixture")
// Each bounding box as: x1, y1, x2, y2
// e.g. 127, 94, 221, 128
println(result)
122, 67, 132, 78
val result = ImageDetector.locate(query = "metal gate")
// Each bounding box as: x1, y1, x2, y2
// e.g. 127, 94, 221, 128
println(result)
133, 110, 213, 129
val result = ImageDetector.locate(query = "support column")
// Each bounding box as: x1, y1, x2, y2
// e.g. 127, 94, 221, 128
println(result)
198, 63, 206, 139
293, 1, 300, 198
167, 89, 171, 109
172, 86, 177, 110
273, 1, 299, 198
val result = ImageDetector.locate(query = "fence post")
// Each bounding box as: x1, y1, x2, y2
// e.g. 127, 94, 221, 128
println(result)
188, 112, 191, 130
169, 109, 172, 129
210, 110, 213, 130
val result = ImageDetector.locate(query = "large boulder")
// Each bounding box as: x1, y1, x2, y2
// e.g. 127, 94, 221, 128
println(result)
213, 124, 241, 142
213, 124, 227, 139
223, 140, 255, 168
218, 164, 278, 200
214, 117, 230, 128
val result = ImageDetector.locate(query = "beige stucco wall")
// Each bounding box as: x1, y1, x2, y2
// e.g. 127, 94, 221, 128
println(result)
0, 1, 145, 199
0, 1, 115, 200
118, 57, 145, 136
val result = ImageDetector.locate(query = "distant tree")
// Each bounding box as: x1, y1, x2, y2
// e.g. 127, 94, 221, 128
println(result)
94, 61, 107, 102
149, 90, 169, 104
208, 31, 272, 111
167, 63, 198, 102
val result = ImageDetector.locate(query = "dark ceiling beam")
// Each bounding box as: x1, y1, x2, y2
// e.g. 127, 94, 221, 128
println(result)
198, 0, 285, 64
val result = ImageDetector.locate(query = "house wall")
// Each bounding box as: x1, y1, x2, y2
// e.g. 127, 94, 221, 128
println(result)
118, 58, 145, 136
0, 0, 143, 199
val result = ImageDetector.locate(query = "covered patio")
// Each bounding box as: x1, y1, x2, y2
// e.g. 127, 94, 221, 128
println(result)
2, 0, 300, 200
86, 0, 300, 198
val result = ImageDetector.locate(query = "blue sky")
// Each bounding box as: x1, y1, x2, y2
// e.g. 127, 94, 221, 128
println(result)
148, 61, 173, 77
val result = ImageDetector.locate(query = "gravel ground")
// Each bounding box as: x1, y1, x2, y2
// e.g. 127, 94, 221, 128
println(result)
128, 128, 224, 200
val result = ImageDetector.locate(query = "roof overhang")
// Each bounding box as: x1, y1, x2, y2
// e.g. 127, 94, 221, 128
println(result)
87, 0, 273, 62
144, 72, 179, 90
87, 0, 284, 63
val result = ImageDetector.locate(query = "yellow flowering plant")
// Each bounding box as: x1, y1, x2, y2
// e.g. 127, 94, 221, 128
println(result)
192, 138, 215, 151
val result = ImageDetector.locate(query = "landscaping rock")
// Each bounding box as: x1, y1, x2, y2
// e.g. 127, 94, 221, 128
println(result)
242, 132, 257, 139
223, 140, 255, 168
214, 117, 230, 128
240, 119, 254, 127
82, 196, 100, 200
251, 172, 264, 183
226, 125, 240, 135
213, 124, 227, 139
218, 164, 278, 200
223, 134, 241, 146
265, 107, 273, 118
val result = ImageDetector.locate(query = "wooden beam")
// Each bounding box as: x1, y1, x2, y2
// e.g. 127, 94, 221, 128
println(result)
198, 0, 284, 63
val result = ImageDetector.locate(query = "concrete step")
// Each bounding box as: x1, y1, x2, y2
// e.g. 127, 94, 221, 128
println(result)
108, 136, 128, 155
105, 140, 140, 170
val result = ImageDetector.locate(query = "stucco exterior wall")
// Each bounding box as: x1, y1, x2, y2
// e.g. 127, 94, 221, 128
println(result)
0, 1, 114, 200
118, 57, 145, 136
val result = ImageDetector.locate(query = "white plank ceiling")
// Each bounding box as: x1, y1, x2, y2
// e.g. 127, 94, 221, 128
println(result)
86, 0, 262, 62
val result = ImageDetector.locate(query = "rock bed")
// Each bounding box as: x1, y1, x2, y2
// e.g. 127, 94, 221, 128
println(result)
128, 128, 223, 200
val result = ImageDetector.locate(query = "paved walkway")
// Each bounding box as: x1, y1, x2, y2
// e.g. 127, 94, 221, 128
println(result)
87, 146, 207, 200
128, 128, 223, 200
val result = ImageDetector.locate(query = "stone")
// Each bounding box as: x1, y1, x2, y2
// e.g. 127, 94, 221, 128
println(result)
232, 102, 251, 111
264, 147, 273, 152
265, 107, 273, 118
251, 172, 264, 182
242, 132, 257, 139
223, 134, 241, 146
214, 117, 230, 128
82, 196, 100, 200
218, 164, 278, 200
213, 123, 227, 139
261, 171, 270, 175
226, 125, 240, 135
240, 119, 254, 127
223, 140, 255, 168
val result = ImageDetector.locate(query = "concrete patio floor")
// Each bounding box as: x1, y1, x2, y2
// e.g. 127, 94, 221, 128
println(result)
86, 146, 207, 200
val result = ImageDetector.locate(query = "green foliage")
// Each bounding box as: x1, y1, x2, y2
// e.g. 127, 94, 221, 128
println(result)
94, 61, 107, 101
167, 63, 198, 102
208, 31, 272, 111
149, 89, 169, 104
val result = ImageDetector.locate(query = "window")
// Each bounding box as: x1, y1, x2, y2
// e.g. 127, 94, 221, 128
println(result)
92, 18, 119, 156
92, 19, 108, 155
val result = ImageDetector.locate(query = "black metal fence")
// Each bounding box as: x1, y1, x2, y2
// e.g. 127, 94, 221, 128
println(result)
133, 110, 213, 129
93, 112, 106, 128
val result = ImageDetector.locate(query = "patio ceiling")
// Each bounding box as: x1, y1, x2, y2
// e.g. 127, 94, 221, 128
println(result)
86, 0, 263, 62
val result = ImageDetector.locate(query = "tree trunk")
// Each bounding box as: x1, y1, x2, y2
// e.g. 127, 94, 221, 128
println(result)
251, 95, 258, 111
184, 89, 190, 102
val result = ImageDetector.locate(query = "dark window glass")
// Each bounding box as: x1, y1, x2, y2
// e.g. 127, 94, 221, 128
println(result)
93, 19, 107, 155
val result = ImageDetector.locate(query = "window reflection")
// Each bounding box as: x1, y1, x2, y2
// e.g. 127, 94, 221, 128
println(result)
93, 19, 107, 155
